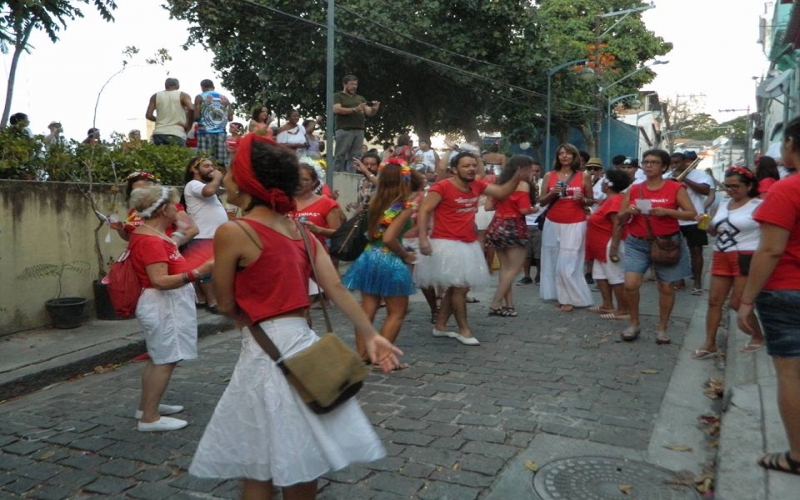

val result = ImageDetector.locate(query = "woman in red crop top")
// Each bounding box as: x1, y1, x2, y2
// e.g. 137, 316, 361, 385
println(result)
616, 149, 696, 345
190, 134, 402, 499
484, 155, 539, 317
538, 143, 594, 312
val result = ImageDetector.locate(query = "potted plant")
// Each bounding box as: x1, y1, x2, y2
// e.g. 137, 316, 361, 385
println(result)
17, 261, 91, 329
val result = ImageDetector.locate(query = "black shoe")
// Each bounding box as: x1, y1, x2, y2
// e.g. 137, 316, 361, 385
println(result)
585, 273, 595, 284
516, 277, 533, 286
534, 276, 540, 285
206, 304, 220, 315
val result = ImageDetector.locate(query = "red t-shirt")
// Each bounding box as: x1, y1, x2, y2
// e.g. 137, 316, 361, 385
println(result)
493, 190, 532, 218
129, 233, 186, 289
123, 203, 185, 235
758, 177, 777, 196
429, 178, 488, 242
546, 172, 587, 224
288, 196, 339, 244
586, 194, 627, 262
628, 182, 684, 238
754, 174, 800, 290
234, 220, 314, 322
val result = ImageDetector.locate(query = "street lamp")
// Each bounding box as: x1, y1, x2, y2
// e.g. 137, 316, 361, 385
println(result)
606, 93, 640, 166
545, 58, 593, 170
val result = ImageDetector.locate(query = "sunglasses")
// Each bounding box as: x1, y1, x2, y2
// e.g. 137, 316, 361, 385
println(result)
587, 166, 603, 171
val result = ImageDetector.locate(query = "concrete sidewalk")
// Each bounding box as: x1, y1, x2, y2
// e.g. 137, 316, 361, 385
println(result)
0, 311, 235, 401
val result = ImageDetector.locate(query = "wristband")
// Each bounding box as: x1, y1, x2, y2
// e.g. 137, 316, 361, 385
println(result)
171, 231, 186, 241
187, 270, 198, 283
740, 298, 754, 305
181, 272, 190, 284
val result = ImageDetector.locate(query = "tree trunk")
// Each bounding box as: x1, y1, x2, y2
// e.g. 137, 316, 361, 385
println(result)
1, 24, 33, 129
410, 91, 431, 144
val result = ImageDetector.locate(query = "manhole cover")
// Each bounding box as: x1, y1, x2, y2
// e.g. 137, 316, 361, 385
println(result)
532, 456, 701, 499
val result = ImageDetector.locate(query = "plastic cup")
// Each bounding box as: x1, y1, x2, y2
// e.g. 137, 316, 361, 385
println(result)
226, 207, 237, 220
108, 215, 123, 230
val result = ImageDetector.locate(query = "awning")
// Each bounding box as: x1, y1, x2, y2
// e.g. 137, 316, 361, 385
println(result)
757, 69, 793, 98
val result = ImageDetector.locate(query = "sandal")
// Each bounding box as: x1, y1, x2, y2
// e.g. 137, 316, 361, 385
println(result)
589, 306, 613, 314
656, 332, 671, 345
692, 349, 717, 360
600, 312, 630, 320
691, 288, 703, 296
620, 326, 641, 342
502, 307, 518, 317
488, 307, 506, 317
559, 304, 574, 312
740, 342, 766, 353
466, 296, 480, 303
757, 451, 800, 476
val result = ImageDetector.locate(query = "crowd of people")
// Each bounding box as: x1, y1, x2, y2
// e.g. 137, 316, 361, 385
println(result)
87, 71, 800, 498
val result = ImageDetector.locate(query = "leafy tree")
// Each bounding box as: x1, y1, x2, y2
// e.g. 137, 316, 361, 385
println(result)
0, 0, 118, 127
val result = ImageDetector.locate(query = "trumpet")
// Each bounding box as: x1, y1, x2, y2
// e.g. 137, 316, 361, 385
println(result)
674, 157, 702, 182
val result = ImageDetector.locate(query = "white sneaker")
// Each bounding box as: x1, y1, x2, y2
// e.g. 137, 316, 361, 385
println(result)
137, 416, 188, 432
134, 404, 184, 420
451, 333, 480, 346
432, 328, 455, 338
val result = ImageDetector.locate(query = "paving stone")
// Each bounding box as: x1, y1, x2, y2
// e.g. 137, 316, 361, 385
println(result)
0, 452, 34, 470
400, 445, 459, 467
598, 414, 653, 431
0, 473, 16, 486
318, 482, 376, 500
501, 417, 538, 432
32, 447, 71, 463
46, 468, 98, 488
461, 441, 518, 459
26, 485, 74, 500
82, 476, 136, 495
367, 471, 425, 496
589, 427, 650, 450
383, 442, 405, 457
459, 428, 506, 444
508, 431, 534, 448
68, 436, 115, 452
397, 406, 432, 419
382, 417, 429, 431
393, 386, 438, 397
41, 431, 83, 446
417, 481, 481, 500
124, 482, 181, 499
458, 453, 506, 476
363, 456, 406, 472
430, 467, 494, 488
4, 476, 41, 494
58, 453, 107, 470
88, 414, 129, 427
389, 431, 435, 447
429, 437, 466, 450
169, 472, 223, 492
419, 423, 460, 437
426, 382, 466, 393
539, 422, 590, 440
456, 413, 502, 427
13, 461, 64, 480
135, 467, 173, 482
0, 435, 17, 447
98, 442, 170, 465
398, 461, 435, 479
323, 466, 372, 484
97, 458, 141, 477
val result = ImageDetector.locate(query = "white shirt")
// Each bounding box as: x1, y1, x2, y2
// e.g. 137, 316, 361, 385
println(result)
277, 125, 307, 156
667, 169, 711, 226
183, 180, 228, 238
711, 198, 762, 252
415, 149, 437, 172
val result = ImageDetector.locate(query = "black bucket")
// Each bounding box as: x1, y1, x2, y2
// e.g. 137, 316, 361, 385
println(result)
45, 297, 87, 329
93, 280, 124, 320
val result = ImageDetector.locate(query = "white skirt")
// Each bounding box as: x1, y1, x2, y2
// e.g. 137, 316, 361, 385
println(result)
189, 317, 384, 486
414, 239, 490, 289
475, 204, 494, 231
539, 220, 593, 307
136, 285, 197, 365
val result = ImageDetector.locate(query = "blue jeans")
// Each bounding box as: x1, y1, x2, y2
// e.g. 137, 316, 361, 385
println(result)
756, 290, 800, 358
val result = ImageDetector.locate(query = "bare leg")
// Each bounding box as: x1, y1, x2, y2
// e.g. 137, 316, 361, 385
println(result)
199, 282, 217, 307
611, 283, 629, 315
522, 255, 532, 279
730, 276, 765, 346
595, 279, 614, 311
241, 479, 272, 500
656, 280, 676, 334
138, 361, 177, 423
700, 275, 732, 353
449, 286, 474, 338
282, 479, 318, 500
380, 295, 409, 345
689, 245, 704, 289
435, 287, 454, 332
421, 286, 438, 316
355, 293, 379, 359
624, 272, 643, 329
769, 358, 800, 465
490, 247, 526, 309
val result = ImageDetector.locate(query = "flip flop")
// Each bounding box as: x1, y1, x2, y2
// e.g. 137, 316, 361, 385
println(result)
466, 297, 480, 303
620, 326, 641, 342
600, 312, 630, 320
691, 288, 704, 296
656, 332, 671, 345
560, 305, 574, 312
692, 349, 717, 360
589, 306, 613, 313
740, 342, 766, 353
757, 451, 800, 476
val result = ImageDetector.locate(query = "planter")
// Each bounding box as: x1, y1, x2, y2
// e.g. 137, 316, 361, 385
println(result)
93, 280, 124, 320
45, 297, 87, 329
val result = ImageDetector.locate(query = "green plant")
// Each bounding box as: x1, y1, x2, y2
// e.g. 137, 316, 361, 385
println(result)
17, 261, 90, 300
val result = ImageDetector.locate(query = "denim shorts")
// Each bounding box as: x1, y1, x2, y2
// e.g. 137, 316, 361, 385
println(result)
756, 290, 800, 358
623, 235, 691, 283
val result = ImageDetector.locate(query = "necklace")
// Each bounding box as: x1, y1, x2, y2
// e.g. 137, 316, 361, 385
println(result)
141, 223, 176, 245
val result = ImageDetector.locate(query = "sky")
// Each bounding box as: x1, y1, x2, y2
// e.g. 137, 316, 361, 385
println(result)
0, 0, 769, 141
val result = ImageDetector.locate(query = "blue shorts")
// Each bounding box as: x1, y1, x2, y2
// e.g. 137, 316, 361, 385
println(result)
756, 290, 800, 358
623, 235, 691, 283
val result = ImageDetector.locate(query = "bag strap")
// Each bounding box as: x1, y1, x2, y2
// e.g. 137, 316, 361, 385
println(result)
295, 221, 334, 333
232, 219, 263, 250
638, 184, 657, 239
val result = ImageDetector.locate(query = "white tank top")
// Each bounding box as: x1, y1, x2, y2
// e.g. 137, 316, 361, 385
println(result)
153, 90, 187, 138
711, 198, 761, 252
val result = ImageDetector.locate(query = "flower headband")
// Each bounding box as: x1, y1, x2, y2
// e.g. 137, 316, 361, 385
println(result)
187, 156, 211, 172
381, 158, 412, 182
125, 171, 160, 183
137, 187, 170, 219
726, 166, 754, 179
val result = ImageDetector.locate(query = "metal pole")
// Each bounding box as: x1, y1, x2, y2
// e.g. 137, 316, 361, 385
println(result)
545, 73, 552, 171
606, 99, 611, 166
593, 14, 602, 157
324, 0, 335, 188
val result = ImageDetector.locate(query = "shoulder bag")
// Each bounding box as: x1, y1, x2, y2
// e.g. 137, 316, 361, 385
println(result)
535, 171, 578, 230
329, 211, 369, 261
639, 184, 681, 266
240, 219, 369, 414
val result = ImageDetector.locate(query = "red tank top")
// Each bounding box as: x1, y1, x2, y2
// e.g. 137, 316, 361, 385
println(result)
234, 219, 315, 323
628, 181, 683, 238
546, 172, 586, 224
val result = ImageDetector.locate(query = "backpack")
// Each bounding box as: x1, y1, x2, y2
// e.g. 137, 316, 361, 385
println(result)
329, 211, 369, 261
106, 247, 143, 318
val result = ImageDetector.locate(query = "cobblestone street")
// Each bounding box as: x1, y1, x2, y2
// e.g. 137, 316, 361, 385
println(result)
0, 280, 699, 499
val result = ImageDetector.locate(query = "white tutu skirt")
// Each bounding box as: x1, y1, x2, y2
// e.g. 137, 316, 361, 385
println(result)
189, 317, 385, 486
136, 285, 197, 365
414, 239, 490, 289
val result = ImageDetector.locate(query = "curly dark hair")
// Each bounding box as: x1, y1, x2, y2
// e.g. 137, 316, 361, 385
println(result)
243, 140, 301, 212
604, 168, 632, 194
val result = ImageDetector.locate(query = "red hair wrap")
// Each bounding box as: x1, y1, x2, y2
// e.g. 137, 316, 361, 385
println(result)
231, 133, 297, 214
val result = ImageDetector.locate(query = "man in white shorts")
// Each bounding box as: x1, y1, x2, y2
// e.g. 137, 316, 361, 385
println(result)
415, 152, 530, 345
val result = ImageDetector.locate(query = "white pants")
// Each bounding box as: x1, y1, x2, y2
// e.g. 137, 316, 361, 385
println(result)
540, 220, 593, 307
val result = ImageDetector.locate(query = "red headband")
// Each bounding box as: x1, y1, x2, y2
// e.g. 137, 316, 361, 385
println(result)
726, 166, 754, 180
232, 133, 297, 214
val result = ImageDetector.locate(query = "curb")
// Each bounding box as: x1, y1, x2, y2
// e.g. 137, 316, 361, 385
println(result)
0, 315, 235, 401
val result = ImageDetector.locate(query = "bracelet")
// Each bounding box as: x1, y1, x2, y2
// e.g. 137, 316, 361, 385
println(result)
181, 272, 190, 284
740, 298, 754, 305
171, 231, 186, 241
187, 270, 198, 283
